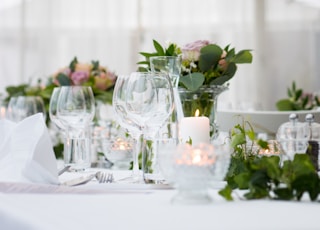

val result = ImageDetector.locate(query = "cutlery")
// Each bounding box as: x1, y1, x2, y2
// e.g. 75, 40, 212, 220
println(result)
58, 165, 71, 176
61, 174, 95, 186
95, 171, 114, 183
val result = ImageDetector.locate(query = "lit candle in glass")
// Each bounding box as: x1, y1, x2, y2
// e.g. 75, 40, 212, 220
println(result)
0, 106, 6, 119
175, 143, 215, 166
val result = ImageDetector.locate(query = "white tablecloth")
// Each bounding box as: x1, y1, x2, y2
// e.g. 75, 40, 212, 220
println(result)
0, 170, 319, 230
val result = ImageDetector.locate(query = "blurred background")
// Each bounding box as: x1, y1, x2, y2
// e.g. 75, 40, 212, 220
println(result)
0, 0, 319, 110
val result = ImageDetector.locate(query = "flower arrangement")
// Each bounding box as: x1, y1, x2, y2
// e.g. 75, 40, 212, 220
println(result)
51, 57, 117, 103
5, 57, 117, 110
139, 40, 253, 140
4, 57, 117, 159
138, 39, 253, 91
276, 81, 320, 111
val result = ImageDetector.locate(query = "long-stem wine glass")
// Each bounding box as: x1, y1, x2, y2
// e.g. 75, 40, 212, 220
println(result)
125, 72, 174, 183
49, 87, 68, 162
49, 87, 66, 131
125, 72, 174, 137
149, 56, 182, 139
56, 86, 95, 171
112, 74, 142, 181
6, 96, 46, 122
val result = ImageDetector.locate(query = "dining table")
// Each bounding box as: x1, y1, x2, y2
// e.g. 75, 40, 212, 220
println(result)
0, 168, 319, 230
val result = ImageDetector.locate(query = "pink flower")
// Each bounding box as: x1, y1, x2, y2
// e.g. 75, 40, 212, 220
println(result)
182, 40, 211, 61
218, 50, 228, 71
94, 71, 117, 90
75, 63, 92, 72
70, 71, 89, 85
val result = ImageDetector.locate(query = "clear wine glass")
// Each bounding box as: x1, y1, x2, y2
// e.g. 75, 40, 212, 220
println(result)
56, 86, 95, 171
125, 72, 174, 138
149, 56, 182, 88
6, 96, 46, 122
125, 72, 174, 183
149, 56, 182, 139
112, 74, 142, 181
49, 87, 66, 131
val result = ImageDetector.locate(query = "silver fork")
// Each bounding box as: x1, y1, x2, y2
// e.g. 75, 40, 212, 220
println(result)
96, 172, 114, 183
106, 173, 114, 183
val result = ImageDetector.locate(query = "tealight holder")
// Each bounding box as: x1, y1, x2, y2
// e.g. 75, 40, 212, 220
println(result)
257, 140, 283, 156
159, 142, 228, 205
101, 136, 134, 170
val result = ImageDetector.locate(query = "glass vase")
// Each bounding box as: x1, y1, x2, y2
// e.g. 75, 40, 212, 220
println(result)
178, 85, 228, 144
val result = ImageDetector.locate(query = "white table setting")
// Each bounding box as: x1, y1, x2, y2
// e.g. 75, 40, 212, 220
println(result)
0, 112, 320, 230
1, 41, 320, 230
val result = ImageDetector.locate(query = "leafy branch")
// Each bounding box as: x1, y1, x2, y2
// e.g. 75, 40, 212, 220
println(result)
219, 118, 320, 201
137, 40, 180, 72
276, 81, 320, 111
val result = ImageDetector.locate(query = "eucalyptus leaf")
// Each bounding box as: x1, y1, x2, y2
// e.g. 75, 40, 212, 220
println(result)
231, 50, 253, 63
198, 44, 222, 72
211, 63, 236, 85
56, 73, 72, 86
179, 73, 205, 91
275, 99, 294, 111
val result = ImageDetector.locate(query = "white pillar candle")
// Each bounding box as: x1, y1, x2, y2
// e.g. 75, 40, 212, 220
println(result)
180, 116, 210, 145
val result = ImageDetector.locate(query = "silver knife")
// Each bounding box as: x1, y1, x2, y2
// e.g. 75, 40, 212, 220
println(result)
58, 165, 71, 176
61, 174, 95, 186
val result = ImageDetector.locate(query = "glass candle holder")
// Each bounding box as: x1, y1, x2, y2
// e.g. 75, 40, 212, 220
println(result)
159, 142, 230, 205
102, 136, 134, 170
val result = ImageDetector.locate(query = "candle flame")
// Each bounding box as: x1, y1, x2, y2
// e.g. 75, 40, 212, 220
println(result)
191, 149, 202, 164
194, 109, 200, 117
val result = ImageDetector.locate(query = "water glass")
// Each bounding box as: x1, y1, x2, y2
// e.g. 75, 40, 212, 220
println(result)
56, 86, 95, 171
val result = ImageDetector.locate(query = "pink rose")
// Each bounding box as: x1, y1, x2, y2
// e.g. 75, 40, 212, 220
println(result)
75, 63, 92, 72
70, 71, 89, 85
94, 71, 117, 90
182, 40, 211, 61
218, 50, 228, 71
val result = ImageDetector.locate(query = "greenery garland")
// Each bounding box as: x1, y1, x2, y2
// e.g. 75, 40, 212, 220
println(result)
219, 118, 320, 201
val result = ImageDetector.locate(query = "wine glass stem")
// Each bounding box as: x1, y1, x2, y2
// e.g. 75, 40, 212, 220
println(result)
132, 133, 143, 179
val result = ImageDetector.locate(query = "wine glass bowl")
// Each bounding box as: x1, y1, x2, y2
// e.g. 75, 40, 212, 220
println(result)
125, 72, 174, 138
6, 96, 46, 122
49, 87, 65, 131
57, 86, 95, 129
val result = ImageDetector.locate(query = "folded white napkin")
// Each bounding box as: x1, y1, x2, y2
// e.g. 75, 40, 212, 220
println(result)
0, 113, 59, 184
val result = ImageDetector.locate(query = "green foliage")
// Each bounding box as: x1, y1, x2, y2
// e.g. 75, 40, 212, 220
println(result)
220, 154, 320, 201
138, 39, 252, 92
198, 44, 222, 72
137, 39, 180, 71
276, 81, 320, 111
219, 118, 320, 202
179, 73, 204, 92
